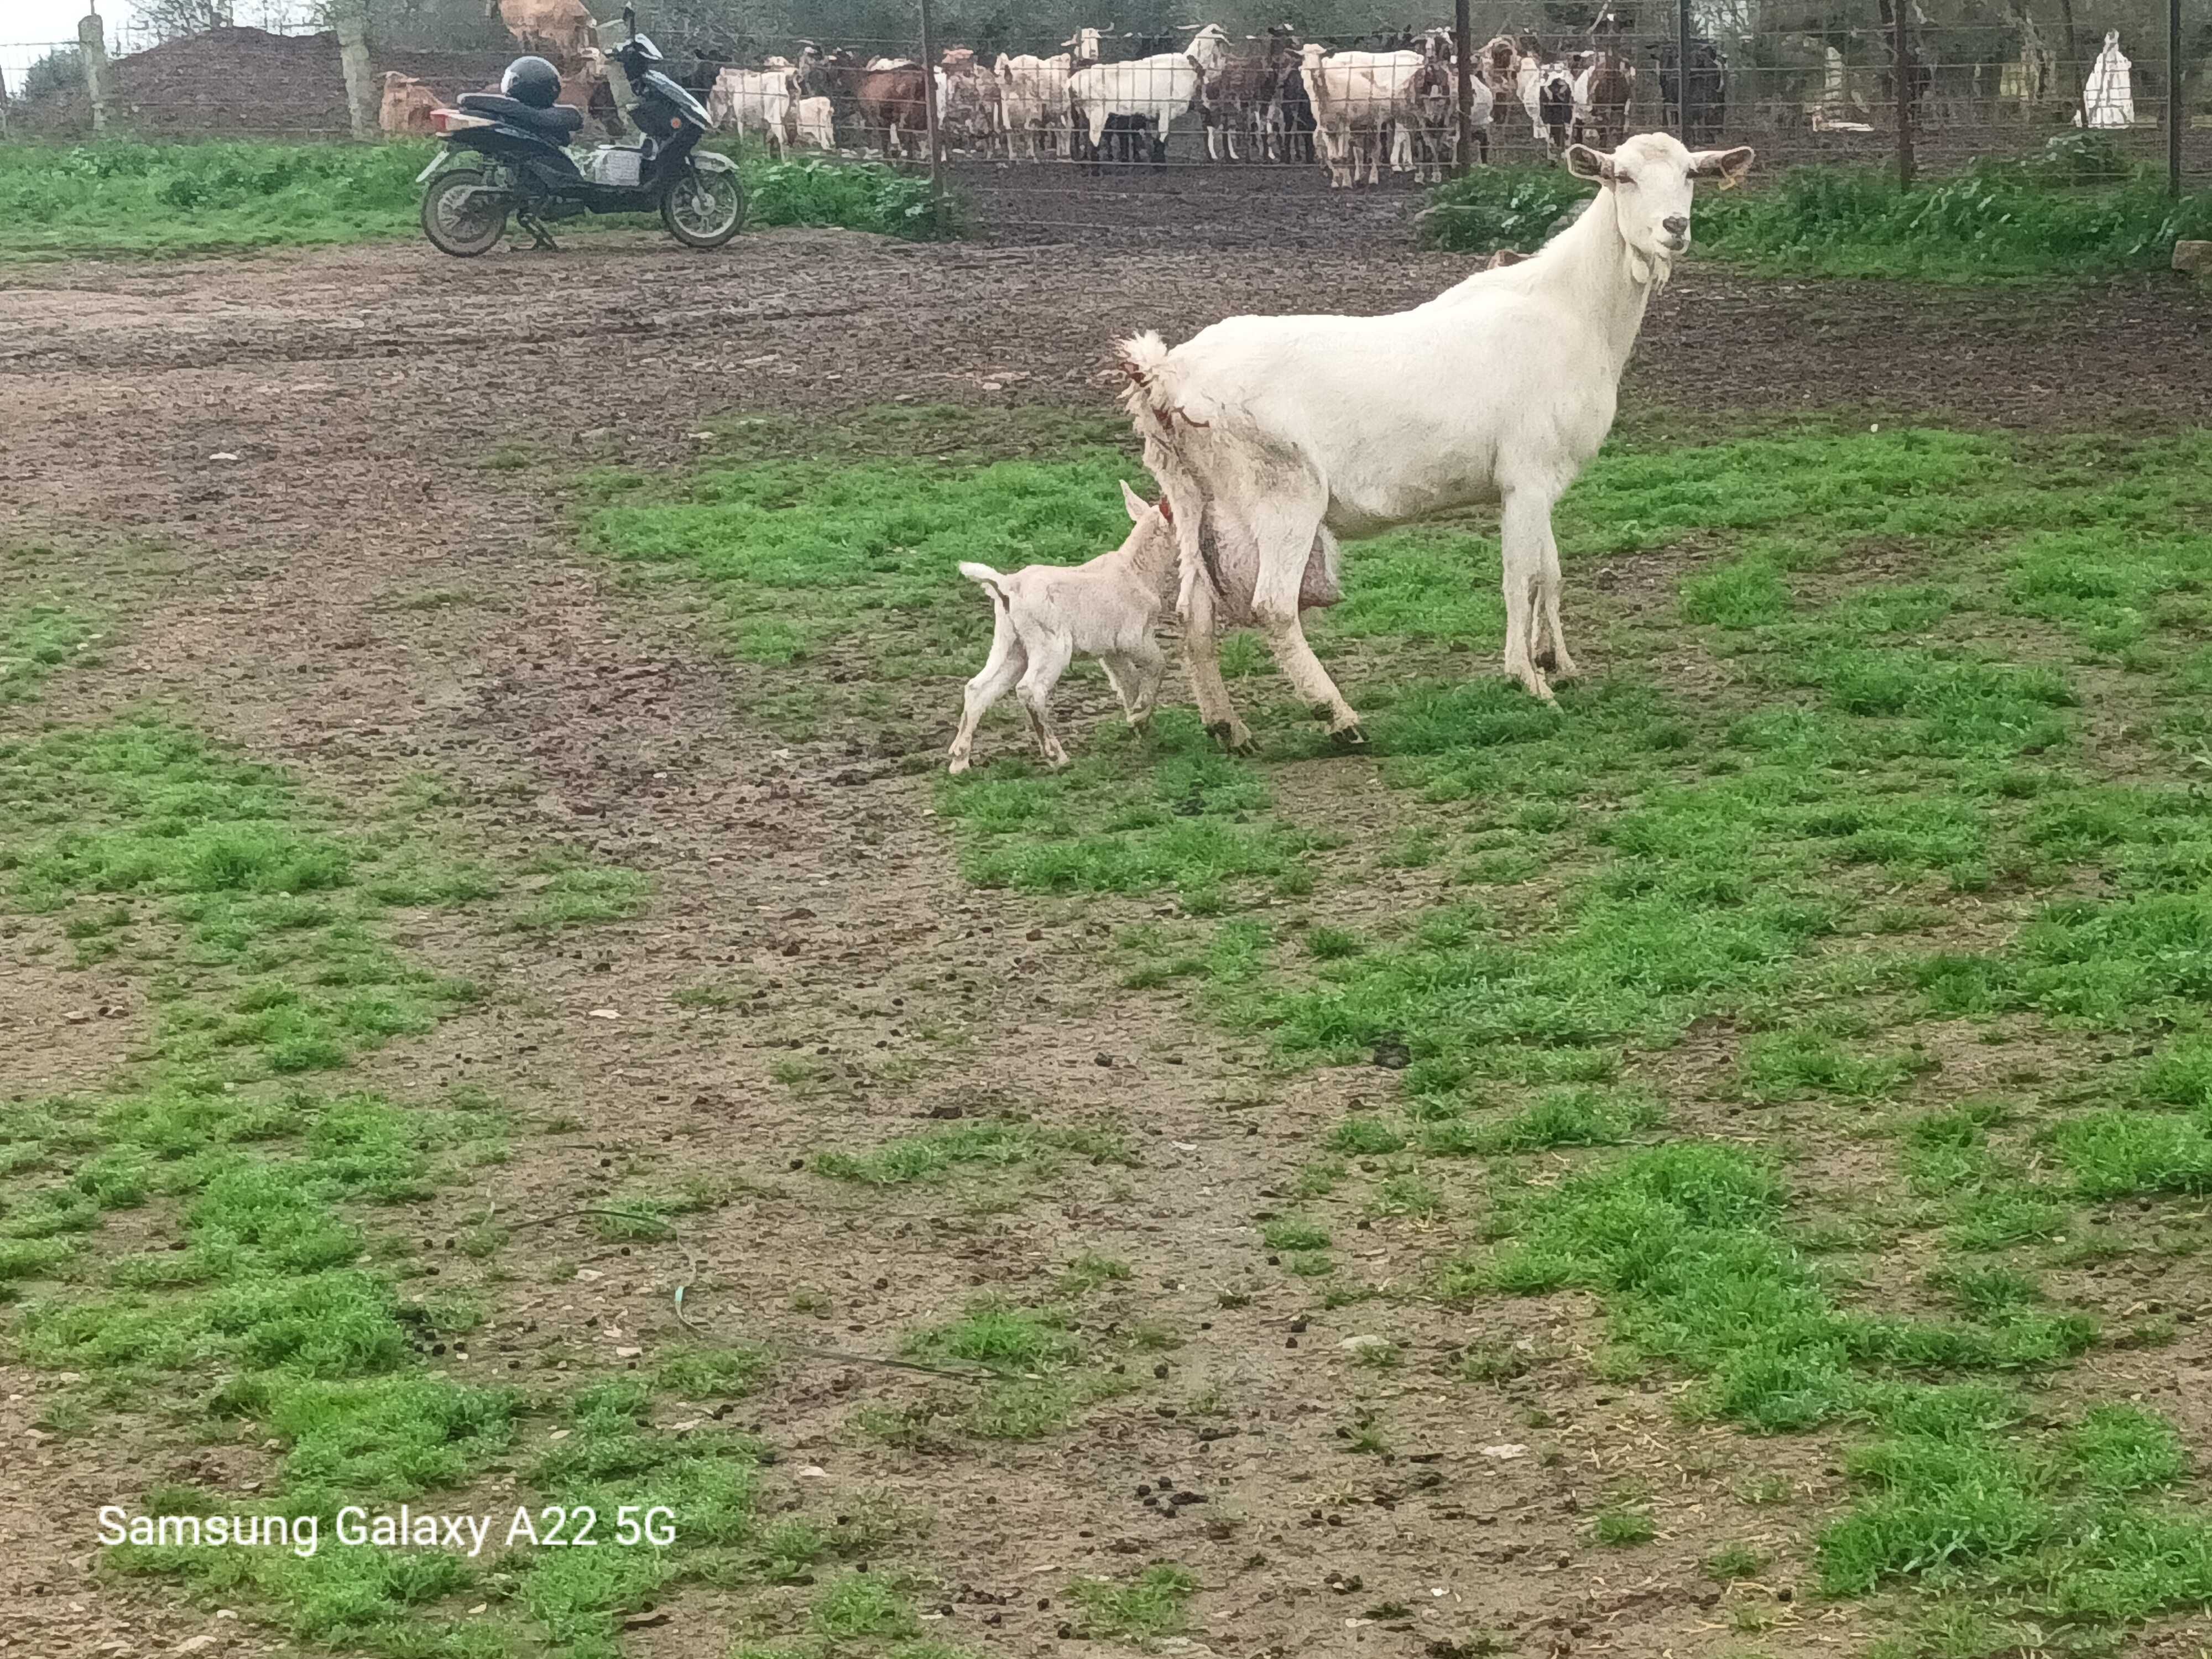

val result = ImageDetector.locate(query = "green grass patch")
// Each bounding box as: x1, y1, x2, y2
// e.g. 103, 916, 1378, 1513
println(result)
1420, 143, 2212, 280
0, 139, 950, 259
1, 603, 97, 700
738, 153, 946, 238
812, 1118, 1130, 1185
1068, 1563, 1198, 1640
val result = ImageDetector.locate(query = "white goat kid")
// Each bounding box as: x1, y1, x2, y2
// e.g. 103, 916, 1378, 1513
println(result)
1119, 133, 1754, 746
947, 482, 1178, 773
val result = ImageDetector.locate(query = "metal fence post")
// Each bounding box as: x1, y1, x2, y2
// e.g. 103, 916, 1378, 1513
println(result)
334, 0, 377, 142
77, 9, 111, 134
1893, 0, 1915, 187
1454, 0, 1473, 177
1674, 0, 1691, 138
2170, 0, 2184, 197
916, 0, 943, 227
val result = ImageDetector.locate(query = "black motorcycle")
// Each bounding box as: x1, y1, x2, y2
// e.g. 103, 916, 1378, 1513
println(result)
418, 6, 742, 256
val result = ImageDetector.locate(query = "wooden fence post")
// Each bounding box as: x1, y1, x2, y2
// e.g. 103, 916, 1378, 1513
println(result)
77, 10, 111, 135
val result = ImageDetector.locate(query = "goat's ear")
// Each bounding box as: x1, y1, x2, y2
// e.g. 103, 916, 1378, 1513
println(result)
1563, 143, 1614, 184
1121, 479, 1149, 523
1690, 145, 1755, 189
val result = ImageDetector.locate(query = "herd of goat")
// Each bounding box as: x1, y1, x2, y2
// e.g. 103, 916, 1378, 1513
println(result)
703, 24, 1728, 185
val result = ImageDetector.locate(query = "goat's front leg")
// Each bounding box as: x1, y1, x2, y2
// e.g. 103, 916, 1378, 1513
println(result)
1499, 486, 1561, 702
1180, 567, 1251, 754
1534, 515, 1579, 682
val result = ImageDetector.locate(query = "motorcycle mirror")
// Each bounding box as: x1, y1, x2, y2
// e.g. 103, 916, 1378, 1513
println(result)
622, 3, 635, 33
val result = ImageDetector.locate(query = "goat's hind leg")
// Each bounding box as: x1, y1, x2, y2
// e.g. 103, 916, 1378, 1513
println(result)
1243, 489, 1363, 743
948, 613, 1026, 773
1180, 564, 1252, 754
1014, 630, 1077, 768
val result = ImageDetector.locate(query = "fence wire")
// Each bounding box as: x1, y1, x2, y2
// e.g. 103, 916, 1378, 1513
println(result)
2, 8, 2204, 243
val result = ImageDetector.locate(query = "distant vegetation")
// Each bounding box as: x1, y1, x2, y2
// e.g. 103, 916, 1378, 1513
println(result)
1422, 139, 2212, 281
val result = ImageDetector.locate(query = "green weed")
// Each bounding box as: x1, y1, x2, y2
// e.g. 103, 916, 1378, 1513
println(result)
1068, 1564, 1198, 1640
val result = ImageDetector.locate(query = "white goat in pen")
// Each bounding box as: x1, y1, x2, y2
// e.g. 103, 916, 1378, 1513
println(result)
1118, 133, 1753, 745
1068, 24, 1233, 161
947, 482, 1178, 773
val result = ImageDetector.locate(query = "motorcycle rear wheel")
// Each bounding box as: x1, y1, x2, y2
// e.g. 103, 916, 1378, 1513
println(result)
421, 168, 510, 258
660, 166, 744, 249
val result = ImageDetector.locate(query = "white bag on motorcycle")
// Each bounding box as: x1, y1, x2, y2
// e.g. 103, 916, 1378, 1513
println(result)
580, 145, 646, 187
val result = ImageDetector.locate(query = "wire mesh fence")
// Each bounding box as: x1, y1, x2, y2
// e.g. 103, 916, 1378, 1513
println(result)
2, 2, 2204, 242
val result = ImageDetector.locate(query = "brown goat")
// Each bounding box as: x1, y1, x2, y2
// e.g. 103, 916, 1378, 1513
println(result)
1574, 55, 1633, 151
825, 53, 929, 158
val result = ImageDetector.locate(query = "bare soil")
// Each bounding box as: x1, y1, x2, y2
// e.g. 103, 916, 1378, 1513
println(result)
3, 228, 2209, 1659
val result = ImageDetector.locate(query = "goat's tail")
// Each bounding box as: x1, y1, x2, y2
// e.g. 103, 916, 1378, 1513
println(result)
1114, 333, 1228, 606
1114, 331, 1186, 447
958, 561, 1010, 607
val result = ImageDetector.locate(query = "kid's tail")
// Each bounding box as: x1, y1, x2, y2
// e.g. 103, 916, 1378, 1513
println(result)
958, 561, 1009, 607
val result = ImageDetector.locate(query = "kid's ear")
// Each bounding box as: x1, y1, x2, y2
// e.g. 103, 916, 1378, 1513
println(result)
1121, 479, 1149, 523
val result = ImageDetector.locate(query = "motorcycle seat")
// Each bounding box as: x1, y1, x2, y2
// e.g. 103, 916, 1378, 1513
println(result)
457, 92, 586, 140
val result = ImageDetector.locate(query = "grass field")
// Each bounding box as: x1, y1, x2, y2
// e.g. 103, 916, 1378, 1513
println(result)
576, 404, 2212, 1653
0, 139, 942, 258
9, 305, 2212, 1652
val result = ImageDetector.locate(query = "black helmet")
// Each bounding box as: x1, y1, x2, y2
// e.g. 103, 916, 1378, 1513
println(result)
502, 55, 562, 108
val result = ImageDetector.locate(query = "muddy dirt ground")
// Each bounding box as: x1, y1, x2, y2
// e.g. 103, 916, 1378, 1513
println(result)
2, 228, 2209, 1659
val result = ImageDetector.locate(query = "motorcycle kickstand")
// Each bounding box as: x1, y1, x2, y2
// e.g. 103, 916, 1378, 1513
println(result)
515, 212, 560, 252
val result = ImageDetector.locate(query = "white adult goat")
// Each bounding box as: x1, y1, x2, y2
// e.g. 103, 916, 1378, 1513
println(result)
1300, 44, 1401, 186
1118, 133, 1754, 744
996, 28, 1102, 159
1068, 24, 1233, 159
709, 66, 797, 155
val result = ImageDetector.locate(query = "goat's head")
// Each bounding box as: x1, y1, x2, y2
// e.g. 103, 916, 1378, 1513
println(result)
1117, 480, 1177, 576
1566, 132, 1754, 280
1182, 22, 1232, 71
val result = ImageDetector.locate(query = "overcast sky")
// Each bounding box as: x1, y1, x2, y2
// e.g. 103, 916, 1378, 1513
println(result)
9, 0, 113, 46
6, 0, 149, 47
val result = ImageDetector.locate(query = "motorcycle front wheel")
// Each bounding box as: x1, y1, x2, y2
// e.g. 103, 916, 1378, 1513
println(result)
421, 168, 510, 258
660, 166, 744, 249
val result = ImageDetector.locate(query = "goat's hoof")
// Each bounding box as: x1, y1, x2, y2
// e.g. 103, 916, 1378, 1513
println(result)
1207, 719, 1255, 755
1329, 721, 1368, 749
947, 755, 971, 775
